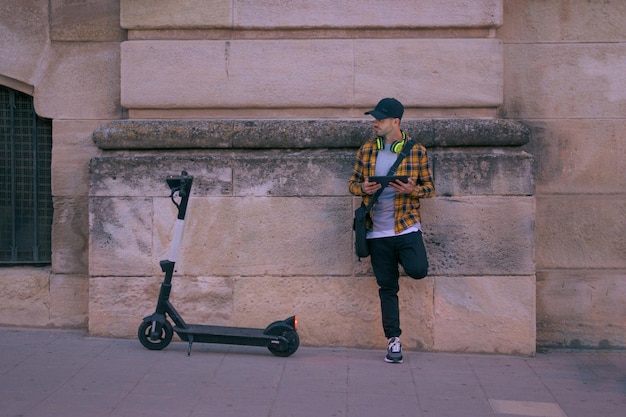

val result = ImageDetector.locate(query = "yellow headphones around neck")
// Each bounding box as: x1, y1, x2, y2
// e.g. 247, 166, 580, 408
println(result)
376, 130, 407, 153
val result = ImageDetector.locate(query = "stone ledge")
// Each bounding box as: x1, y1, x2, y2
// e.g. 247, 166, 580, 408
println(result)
92, 119, 530, 150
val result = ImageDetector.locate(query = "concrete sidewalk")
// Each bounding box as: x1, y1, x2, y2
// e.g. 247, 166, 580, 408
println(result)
0, 327, 624, 417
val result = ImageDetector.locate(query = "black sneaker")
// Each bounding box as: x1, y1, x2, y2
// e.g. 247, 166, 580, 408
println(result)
385, 337, 403, 363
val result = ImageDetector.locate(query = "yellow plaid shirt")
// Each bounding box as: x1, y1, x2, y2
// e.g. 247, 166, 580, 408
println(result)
348, 136, 435, 234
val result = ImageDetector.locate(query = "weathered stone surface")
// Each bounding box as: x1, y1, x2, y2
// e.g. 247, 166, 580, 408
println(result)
432, 149, 534, 196
236, 0, 502, 30
92, 119, 530, 149
89, 197, 155, 276
537, 270, 626, 349
89, 153, 353, 198
502, 43, 626, 119
89, 150, 534, 278
89, 276, 160, 337
0, 0, 48, 87
35, 42, 121, 119
0, 268, 51, 327
158, 197, 354, 277
88, 274, 436, 350
0, 270, 87, 328
121, 0, 502, 30
422, 197, 535, 276
52, 197, 89, 274
49, 274, 89, 327
536, 196, 626, 269
121, 39, 354, 109
89, 193, 534, 279
523, 120, 626, 195
50, 0, 124, 41
233, 276, 435, 350
89, 275, 235, 337
121, 39, 502, 110
433, 275, 536, 355
52, 120, 102, 197
354, 39, 503, 108
89, 156, 234, 198
89, 272, 536, 355
499, 0, 626, 42
121, 0, 232, 29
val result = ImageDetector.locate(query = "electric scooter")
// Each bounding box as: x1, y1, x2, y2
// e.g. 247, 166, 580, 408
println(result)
138, 171, 299, 357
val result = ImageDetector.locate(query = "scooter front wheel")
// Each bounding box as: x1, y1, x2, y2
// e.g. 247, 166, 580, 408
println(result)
267, 327, 300, 357
138, 320, 173, 350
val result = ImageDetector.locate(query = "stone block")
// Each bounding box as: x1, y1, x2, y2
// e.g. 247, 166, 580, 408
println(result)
232, 153, 352, 197
0, 267, 51, 327
536, 196, 626, 269
0, 0, 48, 86
35, 42, 121, 119
90, 156, 235, 198
433, 275, 536, 355
121, 39, 502, 110
50, 0, 125, 41
233, 0, 502, 29
121, 39, 354, 109
89, 197, 155, 276
52, 197, 89, 275
502, 43, 626, 119
89, 152, 353, 198
49, 274, 89, 327
421, 197, 535, 276
354, 39, 503, 108
537, 270, 626, 349
169, 197, 354, 277
432, 149, 534, 196
121, 0, 232, 29
524, 120, 626, 195
499, 0, 626, 42
89, 276, 160, 338
52, 120, 102, 197
89, 155, 234, 198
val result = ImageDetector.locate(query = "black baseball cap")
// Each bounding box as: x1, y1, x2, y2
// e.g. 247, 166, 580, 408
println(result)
365, 98, 404, 120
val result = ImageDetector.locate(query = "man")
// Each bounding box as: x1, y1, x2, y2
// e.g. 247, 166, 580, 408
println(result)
348, 98, 435, 363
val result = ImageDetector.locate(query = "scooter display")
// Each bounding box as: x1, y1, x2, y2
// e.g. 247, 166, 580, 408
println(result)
138, 171, 299, 357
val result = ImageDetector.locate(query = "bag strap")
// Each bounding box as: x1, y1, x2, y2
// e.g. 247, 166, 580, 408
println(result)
364, 140, 415, 213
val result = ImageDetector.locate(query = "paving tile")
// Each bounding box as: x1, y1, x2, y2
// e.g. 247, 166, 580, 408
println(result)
489, 399, 566, 417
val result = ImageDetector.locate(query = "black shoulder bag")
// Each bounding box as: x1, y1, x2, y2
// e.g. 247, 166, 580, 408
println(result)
353, 140, 415, 258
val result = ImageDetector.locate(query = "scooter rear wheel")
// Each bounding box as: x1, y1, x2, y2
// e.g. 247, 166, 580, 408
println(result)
138, 320, 173, 350
267, 327, 299, 357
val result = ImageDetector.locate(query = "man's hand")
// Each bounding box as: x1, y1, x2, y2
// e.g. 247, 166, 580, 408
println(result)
362, 178, 382, 195
389, 178, 415, 194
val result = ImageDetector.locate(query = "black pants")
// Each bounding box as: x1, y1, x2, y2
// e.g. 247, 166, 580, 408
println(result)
368, 231, 428, 339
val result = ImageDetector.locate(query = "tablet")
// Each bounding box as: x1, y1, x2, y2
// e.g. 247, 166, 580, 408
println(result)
368, 176, 409, 187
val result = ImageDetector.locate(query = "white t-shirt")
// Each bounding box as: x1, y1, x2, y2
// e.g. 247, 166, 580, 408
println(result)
367, 143, 420, 239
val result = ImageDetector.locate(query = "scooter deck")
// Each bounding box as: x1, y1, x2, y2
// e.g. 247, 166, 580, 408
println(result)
173, 324, 274, 347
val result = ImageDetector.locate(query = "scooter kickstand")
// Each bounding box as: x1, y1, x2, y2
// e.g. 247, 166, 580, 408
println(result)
187, 334, 194, 356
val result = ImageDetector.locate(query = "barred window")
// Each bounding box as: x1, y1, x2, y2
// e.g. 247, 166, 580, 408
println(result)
0, 86, 53, 264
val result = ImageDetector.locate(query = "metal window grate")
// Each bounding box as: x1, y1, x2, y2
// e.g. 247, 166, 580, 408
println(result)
0, 86, 53, 264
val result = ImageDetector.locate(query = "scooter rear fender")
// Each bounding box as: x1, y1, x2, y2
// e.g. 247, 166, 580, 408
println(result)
263, 316, 297, 335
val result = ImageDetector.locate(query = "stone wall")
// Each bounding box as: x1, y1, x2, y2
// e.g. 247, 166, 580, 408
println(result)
0, 0, 623, 353
499, 0, 626, 349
